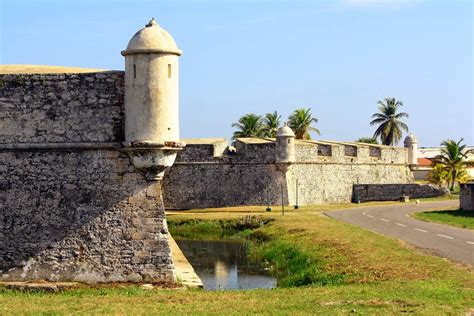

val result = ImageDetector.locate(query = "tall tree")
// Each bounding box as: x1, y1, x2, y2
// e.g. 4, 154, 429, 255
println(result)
370, 97, 409, 146
231, 113, 264, 140
288, 108, 320, 140
262, 111, 281, 138
433, 138, 468, 191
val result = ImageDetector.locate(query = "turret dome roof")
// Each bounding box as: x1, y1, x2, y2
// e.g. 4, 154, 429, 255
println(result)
276, 125, 295, 137
121, 18, 182, 56
404, 133, 417, 144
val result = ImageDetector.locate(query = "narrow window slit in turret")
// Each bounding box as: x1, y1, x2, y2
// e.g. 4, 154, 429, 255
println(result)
133, 64, 137, 78
168, 64, 172, 78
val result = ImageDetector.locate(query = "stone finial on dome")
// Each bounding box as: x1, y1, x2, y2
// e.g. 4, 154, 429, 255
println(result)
146, 18, 158, 27
121, 18, 182, 56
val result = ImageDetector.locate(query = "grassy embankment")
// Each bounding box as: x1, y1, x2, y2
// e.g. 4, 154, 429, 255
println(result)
1, 199, 473, 314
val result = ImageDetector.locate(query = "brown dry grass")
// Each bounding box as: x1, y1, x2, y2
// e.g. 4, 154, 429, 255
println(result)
0, 64, 112, 74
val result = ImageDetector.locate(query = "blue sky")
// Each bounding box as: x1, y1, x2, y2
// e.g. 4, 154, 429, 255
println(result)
1, 0, 472, 146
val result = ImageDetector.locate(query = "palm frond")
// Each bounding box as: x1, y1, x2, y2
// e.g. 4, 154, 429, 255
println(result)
288, 107, 320, 139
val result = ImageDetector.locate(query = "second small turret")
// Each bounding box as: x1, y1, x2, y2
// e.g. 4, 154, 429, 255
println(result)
276, 124, 296, 164
404, 133, 418, 166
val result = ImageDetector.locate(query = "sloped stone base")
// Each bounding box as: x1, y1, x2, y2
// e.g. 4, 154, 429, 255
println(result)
0, 150, 174, 283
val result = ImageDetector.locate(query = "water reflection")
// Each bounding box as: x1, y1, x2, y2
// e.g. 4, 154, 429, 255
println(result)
175, 239, 276, 290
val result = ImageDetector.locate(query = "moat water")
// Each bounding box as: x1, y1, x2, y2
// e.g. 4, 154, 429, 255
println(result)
175, 239, 277, 291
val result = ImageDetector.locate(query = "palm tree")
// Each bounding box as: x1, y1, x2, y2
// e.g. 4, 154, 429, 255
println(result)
356, 137, 378, 144
433, 139, 468, 191
231, 113, 264, 140
262, 111, 281, 138
288, 108, 320, 140
428, 163, 449, 188
370, 97, 409, 146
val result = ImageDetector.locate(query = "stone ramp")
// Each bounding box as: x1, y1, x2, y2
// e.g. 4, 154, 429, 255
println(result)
168, 234, 203, 289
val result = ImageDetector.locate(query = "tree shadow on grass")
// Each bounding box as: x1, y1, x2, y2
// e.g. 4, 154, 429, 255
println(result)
427, 210, 474, 219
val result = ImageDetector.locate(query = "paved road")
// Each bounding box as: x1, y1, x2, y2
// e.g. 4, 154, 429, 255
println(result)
325, 200, 474, 266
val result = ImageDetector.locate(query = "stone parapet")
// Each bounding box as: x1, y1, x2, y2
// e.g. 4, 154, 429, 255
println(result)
0, 72, 124, 144
171, 138, 408, 166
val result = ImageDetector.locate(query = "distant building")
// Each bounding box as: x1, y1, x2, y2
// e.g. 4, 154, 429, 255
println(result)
404, 137, 474, 181
412, 157, 435, 181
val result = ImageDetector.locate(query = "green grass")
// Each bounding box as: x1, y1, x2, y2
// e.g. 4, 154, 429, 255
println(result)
414, 209, 474, 229
1, 280, 472, 315
169, 216, 344, 288
167, 216, 273, 240
1, 199, 472, 315
252, 239, 345, 287
408, 194, 459, 202
167, 219, 238, 240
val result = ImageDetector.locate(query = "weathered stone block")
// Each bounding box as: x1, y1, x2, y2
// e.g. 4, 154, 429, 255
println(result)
460, 183, 474, 211
0, 73, 125, 144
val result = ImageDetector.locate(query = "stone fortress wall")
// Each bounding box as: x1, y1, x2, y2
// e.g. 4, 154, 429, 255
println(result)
162, 137, 415, 209
163, 138, 286, 209
0, 72, 430, 211
0, 72, 174, 282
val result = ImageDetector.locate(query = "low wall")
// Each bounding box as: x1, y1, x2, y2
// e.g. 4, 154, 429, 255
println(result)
0, 148, 174, 283
460, 183, 474, 211
352, 184, 448, 202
